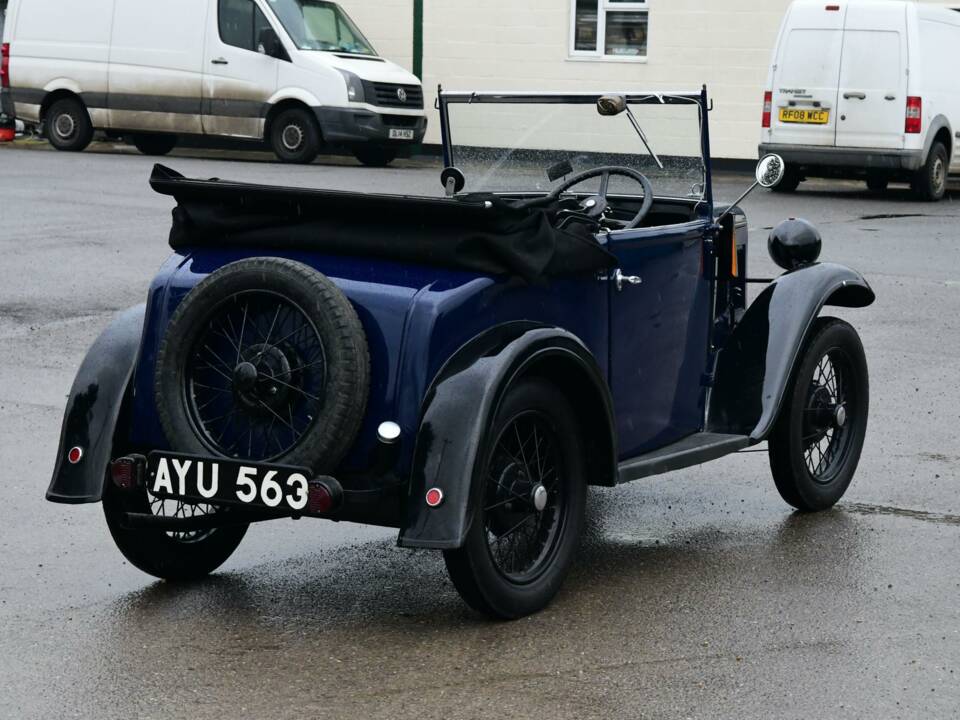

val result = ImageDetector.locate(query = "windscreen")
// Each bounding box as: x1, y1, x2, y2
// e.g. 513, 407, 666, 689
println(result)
446, 97, 706, 199
266, 0, 376, 55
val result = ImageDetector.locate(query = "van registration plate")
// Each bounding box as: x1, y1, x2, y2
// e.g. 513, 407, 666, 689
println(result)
389, 128, 415, 140
779, 108, 829, 125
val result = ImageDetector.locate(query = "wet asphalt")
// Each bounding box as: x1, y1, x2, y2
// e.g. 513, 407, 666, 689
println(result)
0, 143, 959, 719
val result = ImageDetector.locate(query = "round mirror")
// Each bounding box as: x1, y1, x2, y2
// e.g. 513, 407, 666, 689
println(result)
756, 153, 786, 189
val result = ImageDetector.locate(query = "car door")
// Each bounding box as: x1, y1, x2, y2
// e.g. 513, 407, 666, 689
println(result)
202, 0, 279, 138
769, 3, 846, 148
834, 2, 907, 150
606, 220, 712, 460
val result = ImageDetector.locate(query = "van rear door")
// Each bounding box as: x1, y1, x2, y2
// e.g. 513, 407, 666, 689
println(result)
769, 3, 846, 147
835, 2, 908, 150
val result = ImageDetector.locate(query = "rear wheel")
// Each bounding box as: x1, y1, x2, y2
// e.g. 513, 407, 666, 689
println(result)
443, 378, 586, 619
103, 480, 247, 581
269, 107, 321, 164
132, 133, 177, 156
353, 145, 398, 167
912, 141, 948, 202
772, 165, 801, 193
768, 318, 868, 511
45, 97, 93, 152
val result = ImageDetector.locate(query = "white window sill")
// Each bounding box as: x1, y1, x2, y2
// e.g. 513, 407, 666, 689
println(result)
566, 55, 649, 64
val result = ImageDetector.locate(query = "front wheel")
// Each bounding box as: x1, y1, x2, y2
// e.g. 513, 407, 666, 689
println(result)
269, 107, 321, 164
353, 145, 398, 167
103, 481, 247, 581
768, 318, 869, 511
771, 165, 802, 193
443, 377, 586, 619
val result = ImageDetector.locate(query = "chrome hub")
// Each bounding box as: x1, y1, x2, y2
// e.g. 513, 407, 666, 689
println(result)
532, 484, 548, 512
54, 113, 76, 139
835, 404, 847, 428
282, 124, 304, 151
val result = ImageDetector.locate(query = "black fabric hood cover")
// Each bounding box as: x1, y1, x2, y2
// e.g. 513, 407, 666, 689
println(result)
149, 165, 616, 284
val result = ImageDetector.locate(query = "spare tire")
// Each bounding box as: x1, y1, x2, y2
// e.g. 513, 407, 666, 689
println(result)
154, 258, 369, 473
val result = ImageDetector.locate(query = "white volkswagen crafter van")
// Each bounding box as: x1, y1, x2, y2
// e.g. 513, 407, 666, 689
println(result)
0, 0, 427, 165
760, 0, 960, 200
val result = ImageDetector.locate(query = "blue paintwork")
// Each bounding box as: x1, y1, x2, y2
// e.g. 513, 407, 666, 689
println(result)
129, 249, 613, 476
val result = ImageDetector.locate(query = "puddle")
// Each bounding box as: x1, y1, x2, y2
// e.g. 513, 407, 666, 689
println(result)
841, 502, 960, 526
858, 213, 926, 220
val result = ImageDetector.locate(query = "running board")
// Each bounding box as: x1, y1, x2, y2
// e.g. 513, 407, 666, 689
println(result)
617, 433, 752, 484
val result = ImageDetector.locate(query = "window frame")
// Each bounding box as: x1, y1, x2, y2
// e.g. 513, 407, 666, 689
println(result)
218, 0, 275, 54
568, 0, 650, 63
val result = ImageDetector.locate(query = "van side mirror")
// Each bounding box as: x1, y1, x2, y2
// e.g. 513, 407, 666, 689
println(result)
258, 28, 286, 60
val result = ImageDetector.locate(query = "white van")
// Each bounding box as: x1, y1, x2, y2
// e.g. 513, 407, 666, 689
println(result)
760, 0, 960, 200
0, 0, 427, 165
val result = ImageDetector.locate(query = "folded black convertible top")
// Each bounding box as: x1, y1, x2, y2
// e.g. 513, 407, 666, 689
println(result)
149, 165, 616, 284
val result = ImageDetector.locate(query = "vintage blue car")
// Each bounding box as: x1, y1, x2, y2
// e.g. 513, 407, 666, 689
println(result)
48, 87, 874, 618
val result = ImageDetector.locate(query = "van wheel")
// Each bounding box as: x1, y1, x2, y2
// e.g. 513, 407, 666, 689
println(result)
771, 165, 801, 193
45, 97, 93, 152
353, 145, 398, 167
442, 377, 586, 619
270, 108, 321, 164
913, 142, 948, 201
132, 133, 177, 156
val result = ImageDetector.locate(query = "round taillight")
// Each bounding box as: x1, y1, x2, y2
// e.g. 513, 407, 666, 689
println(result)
425, 487, 444, 507
67, 446, 83, 464
307, 481, 334, 514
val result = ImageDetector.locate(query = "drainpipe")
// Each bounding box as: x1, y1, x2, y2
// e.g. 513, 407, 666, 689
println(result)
413, 0, 423, 79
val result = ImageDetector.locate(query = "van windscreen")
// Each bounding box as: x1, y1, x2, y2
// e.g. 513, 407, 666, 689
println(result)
265, 0, 376, 55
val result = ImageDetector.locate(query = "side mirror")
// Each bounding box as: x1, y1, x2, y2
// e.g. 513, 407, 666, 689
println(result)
258, 28, 285, 59
756, 153, 786, 188
597, 95, 627, 117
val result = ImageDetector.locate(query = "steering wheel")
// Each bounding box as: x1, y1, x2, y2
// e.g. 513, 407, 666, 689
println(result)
516, 166, 654, 230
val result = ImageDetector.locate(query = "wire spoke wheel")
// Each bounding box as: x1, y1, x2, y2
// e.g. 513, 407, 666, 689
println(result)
147, 495, 218, 543
769, 318, 869, 512
483, 411, 564, 583
184, 290, 328, 462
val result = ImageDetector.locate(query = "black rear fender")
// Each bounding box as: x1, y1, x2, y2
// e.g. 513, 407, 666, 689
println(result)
708, 263, 874, 441
47, 305, 146, 504
398, 325, 615, 550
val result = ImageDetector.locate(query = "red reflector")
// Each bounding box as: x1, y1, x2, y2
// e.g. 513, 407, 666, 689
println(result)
825, 4, 840, 10
67, 446, 83, 464
761, 91, 772, 129
307, 481, 334, 514
0, 127, 13, 143
1, 43, 9, 89
425, 487, 444, 508
905, 96, 922, 134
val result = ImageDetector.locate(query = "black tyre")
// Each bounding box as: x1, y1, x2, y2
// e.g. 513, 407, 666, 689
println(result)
912, 141, 948, 201
154, 258, 369, 472
771, 165, 802, 193
45, 97, 93, 152
443, 377, 586, 619
132, 133, 177, 156
269, 108, 321, 164
768, 318, 869, 511
865, 175, 888, 192
353, 145, 398, 167
103, 479, 247, 581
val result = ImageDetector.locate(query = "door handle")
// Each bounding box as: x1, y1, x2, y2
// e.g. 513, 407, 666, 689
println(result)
611, 269, 642, 292
885, 94, 896, 101
211, 57, 229, 65
843, 92, 866, 100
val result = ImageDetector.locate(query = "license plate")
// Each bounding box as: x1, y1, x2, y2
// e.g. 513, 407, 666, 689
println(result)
779, 107, 830, 125
147, 451, 312, 512
388, 128, 415, 140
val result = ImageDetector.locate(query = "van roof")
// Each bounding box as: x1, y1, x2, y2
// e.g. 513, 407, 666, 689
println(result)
789, 0, 960, 22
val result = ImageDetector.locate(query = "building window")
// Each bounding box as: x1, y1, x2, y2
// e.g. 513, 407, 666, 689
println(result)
571, 0, 649, 59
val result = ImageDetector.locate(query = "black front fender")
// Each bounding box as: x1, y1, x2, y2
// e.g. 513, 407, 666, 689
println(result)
47, 305, 146, 504
709, 263, 874, 442
398, 325, 615, 550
